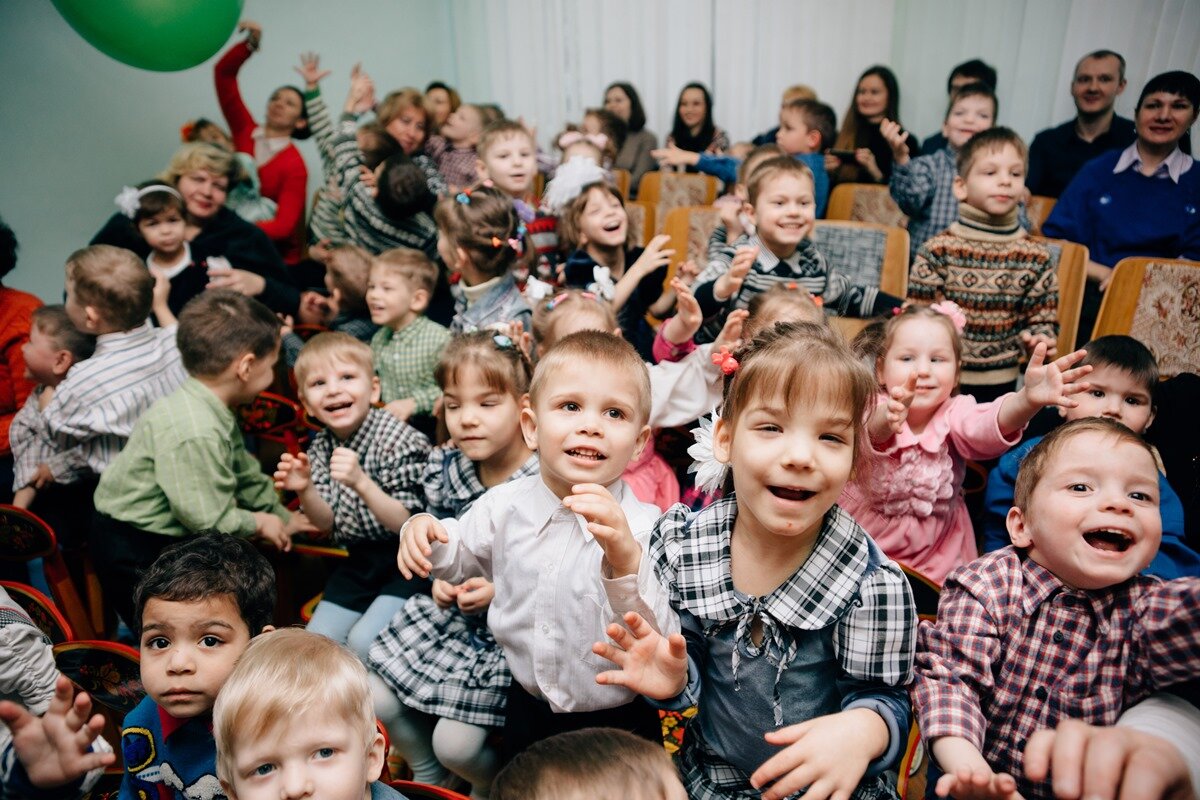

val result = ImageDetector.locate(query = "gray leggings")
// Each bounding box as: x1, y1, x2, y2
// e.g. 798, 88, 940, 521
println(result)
369, 673, 499, 799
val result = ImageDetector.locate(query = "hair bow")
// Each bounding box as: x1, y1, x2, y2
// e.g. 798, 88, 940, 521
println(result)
558, 130, 609, 151
711, 345, 739, 375
929, 301, 967, 333
588, 266, 616, 301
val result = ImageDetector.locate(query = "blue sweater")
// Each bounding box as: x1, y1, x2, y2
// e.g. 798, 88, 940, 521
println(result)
982, 435, 1200, 580
119, 697, 220, 799
1041, 149, 1200, 267
695, 152, 830, 218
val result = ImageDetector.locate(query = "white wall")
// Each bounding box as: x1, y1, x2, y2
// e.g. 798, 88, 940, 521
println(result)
2, 0, 1198, 303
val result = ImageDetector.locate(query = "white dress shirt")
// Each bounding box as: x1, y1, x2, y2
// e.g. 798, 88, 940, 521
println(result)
648, 343, 724, 429
426, 474, 679, 713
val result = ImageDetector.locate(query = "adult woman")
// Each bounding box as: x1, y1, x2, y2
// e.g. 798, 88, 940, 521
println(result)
1044, 70, 1200, 345
91, 143, 299, 316
214, 21, 311, 266
667, 82, 729, 164
424, 81, 461, 134
604, 82, 658, 193
828, 65, 919, 185
0, 218, 40, 501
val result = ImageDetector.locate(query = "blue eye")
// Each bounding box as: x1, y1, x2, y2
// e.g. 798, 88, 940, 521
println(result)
317, 748, 335, 759
254, 763, 274, 776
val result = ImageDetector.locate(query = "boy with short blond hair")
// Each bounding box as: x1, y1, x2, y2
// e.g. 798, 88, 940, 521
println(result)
276, 332, 430, 661
92, 290, 309, 626
907, 127, 1057, 399
398, 330, 678, 760
367, 248, 450, 422
912, 417, 1200, 800
214, 628, 411, 800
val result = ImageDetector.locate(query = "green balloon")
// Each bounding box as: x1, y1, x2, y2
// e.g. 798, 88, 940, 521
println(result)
51, 0, 244, 72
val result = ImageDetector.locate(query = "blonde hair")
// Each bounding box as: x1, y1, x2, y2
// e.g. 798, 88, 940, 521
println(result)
531, 289, 618, 350
372, 247, 439, 296
433, 185, 526, 280
159, 142, 239, 187
878, 305, 964, 377
478, 119, 534, 161
65, 245, 153, 330
325, 244, 372, 317
782, 84, 818, 103
293, 332, 374, 391
722, 321, 876, 475
493, 728, 682, 800
746, 155, 815, 206
743, 283, 825, 339
213, 629, 376, 786
558, 183, 631, 252
529, 330, 650, 425
376, 87, 427, 129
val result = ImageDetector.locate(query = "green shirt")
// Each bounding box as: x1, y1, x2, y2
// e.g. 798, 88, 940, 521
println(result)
94, 378, 288, 537
370, 315, 450, 414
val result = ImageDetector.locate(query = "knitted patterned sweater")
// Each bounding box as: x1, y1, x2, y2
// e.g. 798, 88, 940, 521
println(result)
908, 203, 1058, 386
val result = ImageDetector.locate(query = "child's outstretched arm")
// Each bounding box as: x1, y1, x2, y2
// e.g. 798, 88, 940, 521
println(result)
397, 514, 449, 579
652, 278, 701, 363
328, 446, 414, 531
593, 611, 690, 700
930, 738, 1024, 800
997, 344, 1091, 436
0, 675, 115, 792
398, 492, 495, 583
867, 372, 917, 443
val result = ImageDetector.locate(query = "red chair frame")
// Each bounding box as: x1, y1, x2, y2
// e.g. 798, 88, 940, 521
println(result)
0, 505, 97, 639
0, 580, 74, 643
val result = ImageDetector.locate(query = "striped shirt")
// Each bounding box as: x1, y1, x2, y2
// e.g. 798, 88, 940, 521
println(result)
44, 323, 185, 477
370, 315, 450, 413
9, 387, 88, 491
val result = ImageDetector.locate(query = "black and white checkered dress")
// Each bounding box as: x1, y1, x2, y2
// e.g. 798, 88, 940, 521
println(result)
367, 447, 539, 728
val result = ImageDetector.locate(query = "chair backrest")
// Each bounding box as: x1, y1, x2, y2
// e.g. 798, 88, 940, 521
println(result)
826, 183, 908, 228
662, 205, 722, 273
0, 505, 58, 561
53, 640, 145, 718
1025, 195, 1056, 236
1, 580, 74, 643
898, 563, 941, 622
612, 168, 632, 200
811, 220, 910, 298
1031, 236, 1088, 357
1094, 257, 1200, 377
624, 200, 656, 248
638, 171, 718, 231
533, 172, 545, 200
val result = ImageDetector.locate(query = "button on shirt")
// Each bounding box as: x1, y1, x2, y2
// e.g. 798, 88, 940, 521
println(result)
425, 474, 678, 713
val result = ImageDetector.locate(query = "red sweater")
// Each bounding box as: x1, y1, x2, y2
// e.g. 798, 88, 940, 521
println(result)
215, 41, 307, 265
0, 287, 42, 456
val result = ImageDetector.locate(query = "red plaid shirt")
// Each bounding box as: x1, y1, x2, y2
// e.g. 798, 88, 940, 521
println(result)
911, 547, 1200, 800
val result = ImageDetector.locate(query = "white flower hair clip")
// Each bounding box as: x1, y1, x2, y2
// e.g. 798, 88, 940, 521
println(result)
114, 186, 141, 218
588, 266, 616, 301
688, 409, 728, 493
524, 276, 554, 302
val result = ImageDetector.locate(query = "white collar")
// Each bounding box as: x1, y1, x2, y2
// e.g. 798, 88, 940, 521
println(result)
526, 476, 633, 542
1112, 142, 1193, 183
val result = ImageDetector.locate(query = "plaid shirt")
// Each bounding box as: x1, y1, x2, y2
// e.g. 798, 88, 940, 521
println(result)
370, 315, 450, 413
912, 548, 1200, 800
425, 135, 479, 190
422, 444, 540, 519
308, 407, 430, 546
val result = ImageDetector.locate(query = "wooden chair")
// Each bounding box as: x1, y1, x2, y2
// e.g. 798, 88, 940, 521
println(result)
1030, 236, 1088, 357
1093, 257, 1200, 377
53, 640, 144, 718
0, 506, 97, 639
624, 200, 656, 248
1, 580, 74, 643
238, 391, 311, 456
1025, 195, 1056, 236
898, 563, 941, 623
637, 171, 719, 232
662, 205, 722, 276
811, 220, 910, 339
388, 781, 470, 799
897, 721, 928, 800
612, 168, 632, 200
825, 183, 907, 228
533, 172, 545, 200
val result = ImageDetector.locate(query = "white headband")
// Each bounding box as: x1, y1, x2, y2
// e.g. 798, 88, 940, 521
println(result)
114, 184, 183, 218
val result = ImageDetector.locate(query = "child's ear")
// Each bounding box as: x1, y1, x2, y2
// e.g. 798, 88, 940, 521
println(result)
234, 352, 257, 382
220, 779, 238, 800
371, 375, 382, 404
742, 201, 756, 227
519, 402, 539, 450
631, 423, 651, 460
410, 288, 431, 313
258, 625, 276, 635
453, 246, 470, 272
475, 158, 489, 181
365, 728, 386, 783
1143, 407, 1156, 433
83, 306, 103, 333
952, 175, 968, 202
712, 415, 733, 465
805, 130, 822, 152
1006, 507, 1033, 548
52, 350, 74, 378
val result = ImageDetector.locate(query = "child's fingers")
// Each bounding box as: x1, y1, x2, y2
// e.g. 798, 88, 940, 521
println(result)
750, 745, 818, 794
591, 641, 627, 668
667, 632, 688, 661
1059, 366, 1092, 384
1051, 348, 1089, 371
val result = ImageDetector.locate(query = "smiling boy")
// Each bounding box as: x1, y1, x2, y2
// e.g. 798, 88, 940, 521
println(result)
912, 418, 1200, 800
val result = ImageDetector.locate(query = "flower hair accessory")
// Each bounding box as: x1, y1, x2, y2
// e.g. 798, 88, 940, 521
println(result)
588, 266, 616, 301
114, 184, 182, 218
557, 131, 609, 151
688, 409, 728, 493
711, 345, 739, 375
492, 334, 514, 349
929, 301, 967, 333
524, 276, 554, 301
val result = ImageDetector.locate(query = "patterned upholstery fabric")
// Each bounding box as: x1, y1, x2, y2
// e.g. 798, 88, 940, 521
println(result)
686, 208, 722, 264
812, 224, 889, 289
1129, 262, 1200, 377
852, 187, 908, 228
625, 202, 647, 246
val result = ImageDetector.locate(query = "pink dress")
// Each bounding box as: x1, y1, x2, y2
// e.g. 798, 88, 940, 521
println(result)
622, 433, 680, 512
839, 393, 1021, 585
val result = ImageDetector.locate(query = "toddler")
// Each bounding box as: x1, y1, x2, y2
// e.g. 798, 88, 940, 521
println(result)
839, 304, 1091, 585
474, 120, 553, 275
912, 417, 1200, 800
366, 248, 450, 422
282, 242, 378, 367
427, 103, 502, 190
276, 333, 431, 660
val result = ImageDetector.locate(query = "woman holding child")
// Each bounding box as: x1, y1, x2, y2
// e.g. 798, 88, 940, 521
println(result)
91, 143, 300, 316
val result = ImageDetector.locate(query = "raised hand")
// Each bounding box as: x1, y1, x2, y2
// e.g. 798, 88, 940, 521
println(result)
398, 515, 449, 579
329, 447, 367, 491
1019, 331, 1058, 360
886, 372, 918, 433
455, 577, 495, 614
273, 452, 312, 493
562, 483, 641, 577
752, 708, 891, 800
593, 612, 689, 700
238, 20, 262, 50
630, 234, 674, 279
0, 675, 115, 789
714, 245, 758, 301
1021, 344, 1091, 410
663, 278, 702, 344
880, 118, 911, 165
855, 147, 883, 181
384, 397, 417, 422
294, 51, 330, 90
712, 308, 749, 354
